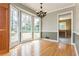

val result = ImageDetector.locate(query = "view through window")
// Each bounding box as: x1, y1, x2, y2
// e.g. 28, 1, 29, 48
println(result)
21, 12, 32, 41
10, 7, 19, 47
59, 22, 66, 30
10, 6, 41, 48
34, 17, 41, 39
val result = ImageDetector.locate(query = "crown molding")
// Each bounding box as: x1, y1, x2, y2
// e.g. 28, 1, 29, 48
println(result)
47, 4, 76, 14
11, 3, 37, 16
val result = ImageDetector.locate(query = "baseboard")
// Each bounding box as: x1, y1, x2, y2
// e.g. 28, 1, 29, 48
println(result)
74, 31, 79, 35
43, 38, 58, 42
72, 43, 78, 56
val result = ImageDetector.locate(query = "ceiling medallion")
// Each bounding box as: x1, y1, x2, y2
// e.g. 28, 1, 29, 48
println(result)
36, 3, 47, 18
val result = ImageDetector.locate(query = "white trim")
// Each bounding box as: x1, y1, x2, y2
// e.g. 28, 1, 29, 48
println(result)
43, 38, 58, 42
11, 4, 36, 16
71, 11, 74, 44
47, 4, 75, 14
57, 11, 74, 44
57, 13, 59, 42
72, 43, 78, 56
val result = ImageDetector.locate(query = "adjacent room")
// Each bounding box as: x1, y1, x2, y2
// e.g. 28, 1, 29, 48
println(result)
0, 3, 79, 56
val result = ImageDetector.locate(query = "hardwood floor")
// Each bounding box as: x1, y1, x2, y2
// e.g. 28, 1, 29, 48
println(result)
1, 39, 76, 56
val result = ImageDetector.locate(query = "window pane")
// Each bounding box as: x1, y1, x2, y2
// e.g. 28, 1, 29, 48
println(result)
21, 12, 32, 41
59, 22, 66, 30
10, 7, 19, 48
34, 17, 41, 39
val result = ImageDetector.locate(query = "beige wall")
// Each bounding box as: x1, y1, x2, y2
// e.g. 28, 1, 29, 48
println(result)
42, 6, 76, 32
75, 4, 79, 34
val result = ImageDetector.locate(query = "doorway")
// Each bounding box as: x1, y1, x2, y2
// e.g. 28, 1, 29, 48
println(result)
57, 11, 73, 44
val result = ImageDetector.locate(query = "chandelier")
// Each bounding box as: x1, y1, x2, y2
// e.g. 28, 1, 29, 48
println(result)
36, 3, 47, 18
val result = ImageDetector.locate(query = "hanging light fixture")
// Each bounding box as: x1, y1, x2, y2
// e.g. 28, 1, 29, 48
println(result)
36, 3, 47, 18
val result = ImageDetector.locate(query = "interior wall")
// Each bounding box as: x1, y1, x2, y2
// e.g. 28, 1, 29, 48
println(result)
42, 4, 79, 55
9, 3, 79, 55
42, 6, 76, 41
74, 4, 79, 55
75, 4, 79, 34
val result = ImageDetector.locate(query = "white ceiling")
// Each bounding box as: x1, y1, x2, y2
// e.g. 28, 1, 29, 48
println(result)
22, 3, 75, 13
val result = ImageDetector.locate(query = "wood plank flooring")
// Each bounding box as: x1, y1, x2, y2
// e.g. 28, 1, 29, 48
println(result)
1, 39, 76, 56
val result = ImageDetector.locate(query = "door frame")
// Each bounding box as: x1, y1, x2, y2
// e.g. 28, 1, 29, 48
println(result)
57, 11, 73, 44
